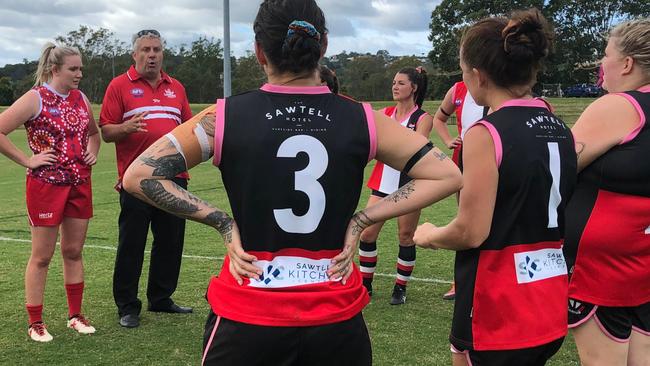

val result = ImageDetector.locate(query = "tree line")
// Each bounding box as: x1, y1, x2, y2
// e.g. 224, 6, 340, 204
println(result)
0, 1, 648, 105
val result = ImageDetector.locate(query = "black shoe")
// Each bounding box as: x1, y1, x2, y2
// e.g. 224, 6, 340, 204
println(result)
363, 281, 373, 297
148, 303, 193, 314
119, 314, 140, 328
390, 284, 406, 305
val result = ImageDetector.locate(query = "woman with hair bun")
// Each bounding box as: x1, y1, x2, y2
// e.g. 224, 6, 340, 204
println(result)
0, 42, 99, 342
122, 0, 461, 364
359, 66, 434, 305
415, 8, 577, 365
564, 18, 650, 366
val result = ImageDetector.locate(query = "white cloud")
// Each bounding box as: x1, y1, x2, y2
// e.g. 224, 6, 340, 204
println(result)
0, 0, 440, 66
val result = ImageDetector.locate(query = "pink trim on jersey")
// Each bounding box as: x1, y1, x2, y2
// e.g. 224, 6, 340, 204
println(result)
363, 103, 377, 162
473, 121, 503, 168
449, 345, 473, 365
615, 92, 646, 145
638, 85, 650, 92
201, 315, 221, 366
632, 326, 650, 336
567, 305, 597, 329
389, 105, 419, 120
594, 314, 630, 343
416, 112, 429, 125
499, 98, 549, 110
213, 99, 226, 167
260, 83, 331, 94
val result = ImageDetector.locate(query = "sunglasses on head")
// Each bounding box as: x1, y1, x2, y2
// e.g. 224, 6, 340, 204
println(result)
136, 29, 160, 38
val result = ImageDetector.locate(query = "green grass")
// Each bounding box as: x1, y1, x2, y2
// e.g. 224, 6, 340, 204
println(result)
0, 102, 584, 365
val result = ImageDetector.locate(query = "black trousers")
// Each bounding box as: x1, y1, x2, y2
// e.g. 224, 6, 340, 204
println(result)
202, 311, 372, 366
113, 178, 187, 316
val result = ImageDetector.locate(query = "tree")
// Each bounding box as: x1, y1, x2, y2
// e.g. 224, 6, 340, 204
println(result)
232, 52, 265, 95
545, 0, 650, 84
0, 77, 14, 106
173, 37, 223, 102
427, 0, 545, 98
427, 0, 650, 96
56, 26, 129, 102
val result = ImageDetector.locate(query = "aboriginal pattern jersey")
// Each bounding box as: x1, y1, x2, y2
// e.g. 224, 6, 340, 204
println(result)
25, 84, 91, 185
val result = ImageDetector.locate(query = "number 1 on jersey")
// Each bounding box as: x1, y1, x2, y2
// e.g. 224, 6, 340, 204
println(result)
274, 135, 328, 234
547, 142, 561, 228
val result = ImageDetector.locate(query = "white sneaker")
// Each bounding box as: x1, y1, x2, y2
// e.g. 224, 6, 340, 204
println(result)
28, 322, 53, 342
67, 314, 96, 334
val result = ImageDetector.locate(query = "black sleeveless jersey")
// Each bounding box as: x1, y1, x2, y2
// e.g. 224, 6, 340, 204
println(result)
216, 85, 373, 252
207, 84, 374, 326
566, 89, 650, 307
451, 99, 577, 351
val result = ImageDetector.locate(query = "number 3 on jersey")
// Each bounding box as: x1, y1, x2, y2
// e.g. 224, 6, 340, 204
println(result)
273, 135, 328, 234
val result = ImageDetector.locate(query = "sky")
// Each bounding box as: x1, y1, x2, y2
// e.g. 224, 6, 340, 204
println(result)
0, 0, 441, 67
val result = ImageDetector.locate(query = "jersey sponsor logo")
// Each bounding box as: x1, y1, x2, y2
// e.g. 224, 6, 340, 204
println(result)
525, 114, 567, 131
163, 88, 176, 99
514, 248, 567, 284
248, 256, 332, 288
130, 88, 144, 98
47, 107, 60, 117
38, 212, 53, 219
265, 105, 332, 122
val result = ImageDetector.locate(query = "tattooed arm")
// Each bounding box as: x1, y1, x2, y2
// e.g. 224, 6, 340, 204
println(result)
123, 105, 261, 284
328, 110, 462, 282
414, 124, 498, 251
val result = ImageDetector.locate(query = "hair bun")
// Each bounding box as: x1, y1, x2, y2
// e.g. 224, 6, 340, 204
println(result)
502, 9, 551, 62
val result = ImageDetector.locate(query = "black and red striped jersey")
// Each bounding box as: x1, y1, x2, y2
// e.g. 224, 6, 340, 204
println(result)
452, 99, 577, 351
206, 84, 376, 326
566, 87, 650, 307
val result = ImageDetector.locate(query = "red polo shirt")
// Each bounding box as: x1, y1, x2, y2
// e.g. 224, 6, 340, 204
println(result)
100, 65, 192, 184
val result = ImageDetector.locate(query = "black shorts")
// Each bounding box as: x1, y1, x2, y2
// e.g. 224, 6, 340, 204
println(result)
202, 311, 372, 366
451, 337, 564, 366
568, 298, 650, 341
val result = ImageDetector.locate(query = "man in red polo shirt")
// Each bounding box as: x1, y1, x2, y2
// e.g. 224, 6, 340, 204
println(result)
100, 29, 193, 328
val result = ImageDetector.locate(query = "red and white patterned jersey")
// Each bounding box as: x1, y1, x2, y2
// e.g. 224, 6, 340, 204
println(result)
25, 84, 92, 186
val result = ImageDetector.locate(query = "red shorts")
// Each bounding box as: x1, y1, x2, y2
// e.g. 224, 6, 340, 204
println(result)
26, 176, 93, 226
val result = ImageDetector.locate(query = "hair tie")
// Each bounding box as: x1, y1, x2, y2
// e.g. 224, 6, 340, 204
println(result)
286, 20, 321, 41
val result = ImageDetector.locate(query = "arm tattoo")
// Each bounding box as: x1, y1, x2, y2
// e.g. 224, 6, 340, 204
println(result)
432, 150, 448, 161
576, 141, 586, 158
198, 113, 216, 137
384, 180, 416, 203
140, 152, 186, 179
139, 179, 200, 215
351, 211, 376, 236
206, 210, 234, 242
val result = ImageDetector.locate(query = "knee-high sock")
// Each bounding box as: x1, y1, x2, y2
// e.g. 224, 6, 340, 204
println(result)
26, 304, 43, 325
396, 244, 416, 287
358, 241, 377, 285
65, 282, 84, 318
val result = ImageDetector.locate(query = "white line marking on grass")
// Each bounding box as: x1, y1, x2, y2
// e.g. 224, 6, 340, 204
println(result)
0, 236, 452, 284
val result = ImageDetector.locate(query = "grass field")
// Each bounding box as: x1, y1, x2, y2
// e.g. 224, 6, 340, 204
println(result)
0, 100, 593, 365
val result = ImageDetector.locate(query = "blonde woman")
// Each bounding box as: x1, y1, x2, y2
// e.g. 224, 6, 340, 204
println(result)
565, 18, 650, 366
0, 43, 99, 342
